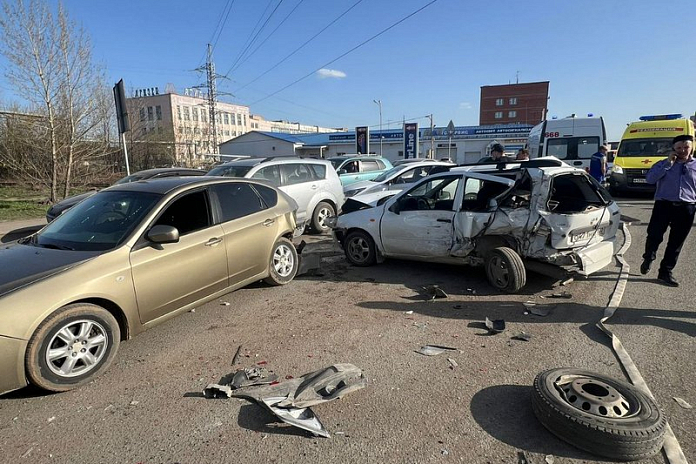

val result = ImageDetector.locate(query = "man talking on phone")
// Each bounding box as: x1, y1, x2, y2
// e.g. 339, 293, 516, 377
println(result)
640, 134, 696, 286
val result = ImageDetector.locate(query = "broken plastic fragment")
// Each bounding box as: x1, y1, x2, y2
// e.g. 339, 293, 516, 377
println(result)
422, 285, 448, 299
523, 302, 551, 317
228, 367, 278, 389
673, 397, 692, 409
547, 291, 571, 299
545, 455, 555, 464
416, 344, 458, 356
447, 358, 458, 369
511, 332, 532, 342
204, 383, 233, 399
261, 396, 330, 438
485, 317, 505, 334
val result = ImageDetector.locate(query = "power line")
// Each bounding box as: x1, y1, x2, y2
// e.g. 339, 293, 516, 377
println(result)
233, 0, 364, 93
249, 0, 440, 106
229, 0, 286, 74
228, 0, 305, 74
212, 0, 236, 52
197, 0, 236, 68
225, 0, 281, 76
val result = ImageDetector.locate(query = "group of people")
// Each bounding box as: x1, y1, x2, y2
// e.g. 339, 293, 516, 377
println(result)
487, 135, 696, 287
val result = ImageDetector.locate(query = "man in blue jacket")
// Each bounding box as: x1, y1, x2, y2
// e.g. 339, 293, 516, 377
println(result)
640, 134, 696, 286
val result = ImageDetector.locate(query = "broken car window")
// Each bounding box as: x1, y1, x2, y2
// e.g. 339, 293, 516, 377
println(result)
399, 176, 460, 211
547, 174, 606, 213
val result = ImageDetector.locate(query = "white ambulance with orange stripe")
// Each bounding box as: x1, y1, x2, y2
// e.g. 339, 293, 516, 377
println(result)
608, 114, 695, 194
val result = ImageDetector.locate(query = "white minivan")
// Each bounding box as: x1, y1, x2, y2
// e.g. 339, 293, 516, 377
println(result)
527, 116, 607, 171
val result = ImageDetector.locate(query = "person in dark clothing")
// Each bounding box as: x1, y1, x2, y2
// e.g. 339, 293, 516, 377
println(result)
640, 134, 696, 286
589, 145, 608, 183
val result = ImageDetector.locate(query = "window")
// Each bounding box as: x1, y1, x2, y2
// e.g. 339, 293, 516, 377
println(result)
183, 106, 190, 121
494, 112, 503, 119
307, 163, 326, 179
177, 106, 182, 121
243, 114, 247, 126
154, 190, 211, 235
201, 111, 207, 123
210, 183, 265, 223
147, 107, 154, 121
495, 98, 504, 106
509, 98, 517, 105
281, 163, 313, 185
223, 113, 229, 125
253, 184, 278, 208
547, 174, 606, 213
194, 127, 200, 135
139, 108, 146, 122
237, 114, 242, 125
508, 111, 517, 118
251, 165, 281, 187
394, 166, 429, 184
546, 137, 600, 160
461, 178, 510, 211
361, 160, 381, 172
193, 108, 198, 122
156, 106, 162, 120
399, 176, 461, 211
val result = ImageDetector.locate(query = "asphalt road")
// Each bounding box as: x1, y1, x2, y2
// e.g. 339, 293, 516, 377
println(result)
0, 198, 693, 464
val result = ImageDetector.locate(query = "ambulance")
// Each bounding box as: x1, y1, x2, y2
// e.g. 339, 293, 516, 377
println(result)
527, 116, 607, 171
609, 114, 695, 194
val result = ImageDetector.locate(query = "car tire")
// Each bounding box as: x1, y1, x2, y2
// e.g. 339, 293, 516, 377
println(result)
484, 246, 526, 293
25, 304, 121, 392
264, 237, 298, 286
344, 230, 377, 266
310, 202, 335, 234
532, 368, 666, 461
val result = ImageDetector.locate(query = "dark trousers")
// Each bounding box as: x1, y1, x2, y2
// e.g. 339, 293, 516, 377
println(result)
643, 200, 696, 273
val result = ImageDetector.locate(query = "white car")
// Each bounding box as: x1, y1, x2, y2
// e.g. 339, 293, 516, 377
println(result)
332, 159, 620, 292
207, 157, 345, 234
343, 161, 454, 198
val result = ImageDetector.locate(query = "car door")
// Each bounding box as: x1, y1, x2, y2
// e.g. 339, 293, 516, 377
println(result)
130, 188, 228, 324
379, 175, 462, 259
209, 182, 278, 283
339, 160, 362, 185
278, 163, 316, 226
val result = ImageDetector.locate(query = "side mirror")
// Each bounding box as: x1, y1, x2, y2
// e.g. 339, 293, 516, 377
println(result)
147, 224, 180, 244
338, 169, 347, 175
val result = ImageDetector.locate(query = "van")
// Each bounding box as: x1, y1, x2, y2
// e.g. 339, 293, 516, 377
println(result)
527, 116, 607, 171
609, 114, 695, 194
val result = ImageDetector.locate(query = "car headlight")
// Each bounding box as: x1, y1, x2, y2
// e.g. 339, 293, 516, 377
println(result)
612, 165, 623, 174
344, 188, 366, 197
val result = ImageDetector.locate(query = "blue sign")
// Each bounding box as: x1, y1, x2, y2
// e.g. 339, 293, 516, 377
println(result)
355, 126, 369, 154
404, 123, 419, 158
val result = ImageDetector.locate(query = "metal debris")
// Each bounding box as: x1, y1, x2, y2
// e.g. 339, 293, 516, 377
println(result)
545, 291, 572, 299
229, 367, 278, 389
405, 310, 414, 315
523, 301, 552, 317
416, 345, 458, 356
422, 284, 448, 300
204, 383, 233, 399
673, 397, 693, 409
220, 302, 230, 306
447, 358, 458, 369
485, 317, 505, 334
262, 396, 330, 438
545, 455, 555, 464
231, 345, 243, 366
511, 332, 532, 342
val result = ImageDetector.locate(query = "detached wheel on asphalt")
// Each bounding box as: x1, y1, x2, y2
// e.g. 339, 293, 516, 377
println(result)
344, 230, 376, 266
25, 303, 120, 392
310, 202, 335, 234
264, 237, 298, 286
532, 368, 666, 461
484, 246, 526, 293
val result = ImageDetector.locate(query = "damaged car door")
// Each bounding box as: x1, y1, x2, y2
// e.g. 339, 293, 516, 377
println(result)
379, 176, 462, 259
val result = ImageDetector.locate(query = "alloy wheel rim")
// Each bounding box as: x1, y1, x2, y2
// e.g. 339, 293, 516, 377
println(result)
45, 319, 109, 378
273, 244, 294, 277
317, 207, 332, 229
348, 237, 369, 263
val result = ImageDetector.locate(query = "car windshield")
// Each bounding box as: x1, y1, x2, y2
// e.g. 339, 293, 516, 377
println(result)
617, 138, 673, 157
328, 158, 345, 170
372, 166, 403, 183
34, 191, 162, 251
206, 165, 253, 177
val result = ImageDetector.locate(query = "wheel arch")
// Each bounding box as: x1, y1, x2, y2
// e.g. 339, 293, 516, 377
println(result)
69, 298, 130, 341
475, 234, 519, 257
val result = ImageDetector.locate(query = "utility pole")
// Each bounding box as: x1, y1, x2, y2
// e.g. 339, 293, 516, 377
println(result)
428, 114, 434, 159
194, 44, 231, 155
373, 99, 382, 156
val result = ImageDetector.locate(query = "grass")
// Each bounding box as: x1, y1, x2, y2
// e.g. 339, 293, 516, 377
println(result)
0, 183, 51, 222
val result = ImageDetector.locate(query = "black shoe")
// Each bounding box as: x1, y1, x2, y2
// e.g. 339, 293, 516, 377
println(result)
640, 259, 652, 275
657, 272, 679, 287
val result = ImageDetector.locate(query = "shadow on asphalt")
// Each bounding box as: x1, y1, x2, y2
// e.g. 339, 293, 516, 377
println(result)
237, 403, 312, 437
469, 385, 612, 461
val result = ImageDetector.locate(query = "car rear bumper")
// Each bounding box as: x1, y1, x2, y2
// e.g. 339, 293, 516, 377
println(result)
0, 335, 27, 395
574, 238, 616, 275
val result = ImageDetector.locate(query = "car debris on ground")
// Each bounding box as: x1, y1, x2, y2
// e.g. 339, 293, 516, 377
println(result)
203, 363, 366, 438
422, 284, 448, 300
522, 301, 553, 317
511, 332, 532, 341
673, 397, 692, 409
484, 317, 505, 334
415, 344, 458, 356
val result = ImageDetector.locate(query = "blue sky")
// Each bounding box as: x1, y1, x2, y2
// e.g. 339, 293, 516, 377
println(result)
1, 0, 694, 141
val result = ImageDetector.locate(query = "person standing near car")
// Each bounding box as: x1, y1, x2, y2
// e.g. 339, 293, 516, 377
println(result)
516, 148, 529, 161
489, 144, 514, 162
640, 134, 696, 286
589, 145, 608, 183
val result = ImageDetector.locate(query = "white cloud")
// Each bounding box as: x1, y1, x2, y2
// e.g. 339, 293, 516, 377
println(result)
459, 102, 472, 110
317, 68, 346, 79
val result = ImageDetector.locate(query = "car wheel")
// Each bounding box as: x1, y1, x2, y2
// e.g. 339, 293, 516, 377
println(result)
310, 202, 335, 234
344, 230, 377, 266
264, 237, 298, 286
484, 246, 526, 293
532, 368, 666, 461
25, 304, 121, 392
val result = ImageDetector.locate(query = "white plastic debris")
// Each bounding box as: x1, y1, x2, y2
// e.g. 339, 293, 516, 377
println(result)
673, 397, 692, 409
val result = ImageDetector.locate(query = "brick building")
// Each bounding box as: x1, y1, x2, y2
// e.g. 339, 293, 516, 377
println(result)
479, 81, 549, 126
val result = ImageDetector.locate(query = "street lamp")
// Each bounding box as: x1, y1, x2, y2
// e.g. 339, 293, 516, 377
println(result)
373, 99, 382, 156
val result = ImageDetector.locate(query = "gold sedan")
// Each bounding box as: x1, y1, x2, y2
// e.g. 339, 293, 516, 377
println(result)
0, 177, 298, 394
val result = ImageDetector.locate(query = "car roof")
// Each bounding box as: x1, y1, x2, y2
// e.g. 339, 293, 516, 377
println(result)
328, 155, 388, 161
214, 157, 329, 167
134, 167, 204, 177
105, 176, 267, 195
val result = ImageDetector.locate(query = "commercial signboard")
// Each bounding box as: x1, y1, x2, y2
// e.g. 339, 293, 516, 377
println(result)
355, 126, 369, 154
403, 123, 419, 158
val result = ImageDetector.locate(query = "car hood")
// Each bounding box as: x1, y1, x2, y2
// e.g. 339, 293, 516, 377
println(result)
0, 243, 100, 298
343, 180, 378, 193
52, 191, 98, 210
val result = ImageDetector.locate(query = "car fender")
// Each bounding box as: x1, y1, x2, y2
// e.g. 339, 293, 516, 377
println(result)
335, 204, 386, 254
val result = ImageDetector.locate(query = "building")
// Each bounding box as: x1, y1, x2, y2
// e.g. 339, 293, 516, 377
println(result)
479, 81, 549, 126
249, 114, 342, 135
219, 123, 533, 165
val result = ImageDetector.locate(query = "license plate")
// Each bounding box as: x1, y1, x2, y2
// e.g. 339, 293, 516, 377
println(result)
571, 227, 606, 243
632, 178, 647, 184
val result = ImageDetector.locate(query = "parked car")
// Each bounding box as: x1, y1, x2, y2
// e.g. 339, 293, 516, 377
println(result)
46, 167, 205, 222
327, 155, 393, 186
206, 157, 344, 234
331, 158, 619, 293
0, 177, 298, 395
392, 157, 430, 166
343, 160, 454, 198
